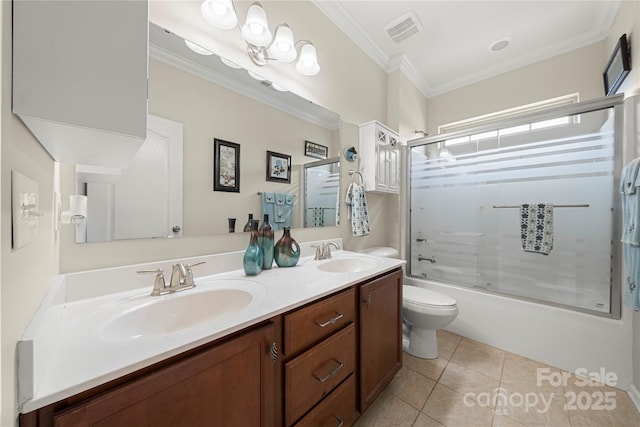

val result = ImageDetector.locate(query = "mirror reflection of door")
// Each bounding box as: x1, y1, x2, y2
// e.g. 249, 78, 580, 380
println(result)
303, 157, 340, 228
76, 115, 184, 242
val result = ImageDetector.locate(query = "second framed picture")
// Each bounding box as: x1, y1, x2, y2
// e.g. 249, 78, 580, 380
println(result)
266, 151, 291, 183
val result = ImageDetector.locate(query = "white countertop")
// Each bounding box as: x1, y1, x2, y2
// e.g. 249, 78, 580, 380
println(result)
18, 243, 405, 413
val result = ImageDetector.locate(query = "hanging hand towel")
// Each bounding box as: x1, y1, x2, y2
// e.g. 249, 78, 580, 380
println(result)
520, 203, 553, 255
620, 158, 640, 310
261, 192, 275, 226
620, 158, 640, 245
311, 207, 324, 227
345, 182, 371, 237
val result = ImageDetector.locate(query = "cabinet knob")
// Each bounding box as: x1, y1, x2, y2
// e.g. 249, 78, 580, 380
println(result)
363, 294, 372, 308
334, 416, 344, 427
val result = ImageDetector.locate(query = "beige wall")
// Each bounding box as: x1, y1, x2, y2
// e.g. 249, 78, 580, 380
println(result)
426, 41, 606, 134
607, 0, 640, 400
1, 1, 59, 424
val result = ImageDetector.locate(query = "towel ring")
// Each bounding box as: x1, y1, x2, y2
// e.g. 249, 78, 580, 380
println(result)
348, 170, 364, 185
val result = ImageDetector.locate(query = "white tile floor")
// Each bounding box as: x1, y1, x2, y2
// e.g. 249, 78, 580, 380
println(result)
354, 330, 640, 427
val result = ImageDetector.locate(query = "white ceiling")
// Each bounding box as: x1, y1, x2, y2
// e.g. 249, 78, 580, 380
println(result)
150, 1, 621, 99
313, 0, 621, 97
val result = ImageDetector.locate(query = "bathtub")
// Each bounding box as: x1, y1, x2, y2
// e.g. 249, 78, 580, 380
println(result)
405, 275, 634, 391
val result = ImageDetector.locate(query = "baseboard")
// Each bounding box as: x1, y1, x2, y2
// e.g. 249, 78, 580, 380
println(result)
629, 384, 640, 414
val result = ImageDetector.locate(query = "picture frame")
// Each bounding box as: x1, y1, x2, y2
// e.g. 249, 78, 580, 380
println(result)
266, 150, 291, 183
603, 34, 631, 96
304, 140, 328, 160
213, 138, 240, 192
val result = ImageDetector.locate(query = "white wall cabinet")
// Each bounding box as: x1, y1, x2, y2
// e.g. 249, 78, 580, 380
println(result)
358, 121, 400, 194
12, 0, 148, 168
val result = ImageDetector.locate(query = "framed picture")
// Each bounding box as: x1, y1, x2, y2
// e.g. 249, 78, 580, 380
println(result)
213, 138, 240, 192
304, 140, 328, 159
603, 34, 631, 96
266, 151, 291, 183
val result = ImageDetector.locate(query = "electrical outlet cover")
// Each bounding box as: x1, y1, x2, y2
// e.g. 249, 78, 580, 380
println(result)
12, 171, 39, 249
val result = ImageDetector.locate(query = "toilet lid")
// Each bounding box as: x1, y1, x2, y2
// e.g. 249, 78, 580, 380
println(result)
403, 285, 457, 307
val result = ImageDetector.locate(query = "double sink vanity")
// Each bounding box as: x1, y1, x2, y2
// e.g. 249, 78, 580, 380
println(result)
18, 240, 405, 426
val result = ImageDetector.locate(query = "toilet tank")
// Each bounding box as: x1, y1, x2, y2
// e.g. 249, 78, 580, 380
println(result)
358, 246, 400, 258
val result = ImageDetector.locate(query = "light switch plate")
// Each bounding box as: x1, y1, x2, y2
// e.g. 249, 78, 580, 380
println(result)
12, 170, 40, 249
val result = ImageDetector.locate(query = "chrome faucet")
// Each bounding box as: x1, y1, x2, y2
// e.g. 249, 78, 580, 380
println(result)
417, 255, 436, 264
313, 241, 341, 260
137, 261, 205, 296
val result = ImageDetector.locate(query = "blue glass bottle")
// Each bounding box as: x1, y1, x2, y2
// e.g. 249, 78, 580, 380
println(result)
258, 214, 274, 270
243, 220, 263, 276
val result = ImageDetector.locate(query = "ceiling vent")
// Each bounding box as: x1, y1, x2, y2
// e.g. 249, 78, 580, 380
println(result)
384, 11, 423, 43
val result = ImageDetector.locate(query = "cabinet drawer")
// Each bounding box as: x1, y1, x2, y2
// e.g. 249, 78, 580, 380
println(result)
294, 374, 356, 427
285, 324, 356, 426
284, 288, 355, 356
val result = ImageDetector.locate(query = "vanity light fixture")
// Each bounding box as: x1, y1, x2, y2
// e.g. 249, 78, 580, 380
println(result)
200, 0, 320, 76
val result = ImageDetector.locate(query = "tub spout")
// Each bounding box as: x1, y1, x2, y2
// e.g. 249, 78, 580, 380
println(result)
417, 255, 436, 264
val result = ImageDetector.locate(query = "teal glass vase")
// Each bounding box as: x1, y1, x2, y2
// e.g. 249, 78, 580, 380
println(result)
243, 221, 263, 276
259, 214, 274, 270
274, 227, 300, 267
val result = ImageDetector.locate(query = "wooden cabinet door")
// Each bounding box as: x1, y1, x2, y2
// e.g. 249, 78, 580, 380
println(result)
53, 323, 276, 427
359, 269, 403, 412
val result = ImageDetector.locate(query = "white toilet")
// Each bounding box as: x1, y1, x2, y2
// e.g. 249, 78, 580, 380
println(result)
402, 285, 458, 359
358, 246, 459, 360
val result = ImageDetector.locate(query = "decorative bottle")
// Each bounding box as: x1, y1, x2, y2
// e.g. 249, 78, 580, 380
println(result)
242, 213, 254, 232
243, 220, 263, 276
259, 214, 274, 269
274, 227, 300, 267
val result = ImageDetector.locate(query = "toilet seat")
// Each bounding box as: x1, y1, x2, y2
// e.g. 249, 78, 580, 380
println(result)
403, 285, 456, 309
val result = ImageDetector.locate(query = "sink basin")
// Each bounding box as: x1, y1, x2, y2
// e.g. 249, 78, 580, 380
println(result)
101, 287, 253, 340
315, 256, 383, 273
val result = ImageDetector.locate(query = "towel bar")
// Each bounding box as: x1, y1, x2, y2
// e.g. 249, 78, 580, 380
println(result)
492, 204, 589, 208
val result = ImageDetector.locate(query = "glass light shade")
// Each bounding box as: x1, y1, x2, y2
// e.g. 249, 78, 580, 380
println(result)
184, 40, 213, 56
271, 82, 288, 92
241, 2, 272, 47
268, 24, 296, 62
220, 57, 243, 69
296, 43, 320, 76
201, 0, 238, 29
248, 70, 265, 81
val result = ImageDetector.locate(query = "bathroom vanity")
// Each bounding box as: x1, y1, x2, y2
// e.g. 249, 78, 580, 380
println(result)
18, 247, 404, 426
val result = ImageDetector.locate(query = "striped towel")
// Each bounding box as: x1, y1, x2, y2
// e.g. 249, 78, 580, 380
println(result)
520, 203, 553, 255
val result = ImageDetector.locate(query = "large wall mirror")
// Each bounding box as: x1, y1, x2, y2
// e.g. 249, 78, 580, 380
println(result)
75, 22, 342, 243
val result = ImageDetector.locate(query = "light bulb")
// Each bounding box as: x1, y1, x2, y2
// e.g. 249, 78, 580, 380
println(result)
201, 0, 238, 29
269, 24, 296, 62
241, 2, 272, 47
295, 43, 319, 76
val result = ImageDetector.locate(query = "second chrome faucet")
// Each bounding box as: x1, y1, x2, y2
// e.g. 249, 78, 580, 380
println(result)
313, 241, 341, 260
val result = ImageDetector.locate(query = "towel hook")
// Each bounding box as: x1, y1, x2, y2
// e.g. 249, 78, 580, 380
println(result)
348, 170, 364, 185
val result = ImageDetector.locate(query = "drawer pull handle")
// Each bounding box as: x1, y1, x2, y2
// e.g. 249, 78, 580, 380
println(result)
335, 416, 344, 427
269, 342, 278, 362
313, 359, 344, 383
315, 312, 344, 328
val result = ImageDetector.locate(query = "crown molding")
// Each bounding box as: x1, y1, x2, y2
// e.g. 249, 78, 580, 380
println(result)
311, 0, 389, 71
312, 0, 622, 98
149, 44, 340, 130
